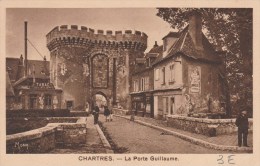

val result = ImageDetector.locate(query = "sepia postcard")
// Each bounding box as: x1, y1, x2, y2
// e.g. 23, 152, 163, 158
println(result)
0, 0, 260, 166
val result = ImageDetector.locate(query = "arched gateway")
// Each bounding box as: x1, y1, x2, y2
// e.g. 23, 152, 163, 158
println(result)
46, 25, 147, 111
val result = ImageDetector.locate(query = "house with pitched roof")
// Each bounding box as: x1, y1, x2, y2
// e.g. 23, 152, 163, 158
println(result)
6, 55, 62, 110
152, 12, 225, 119
130, 12, 226, 119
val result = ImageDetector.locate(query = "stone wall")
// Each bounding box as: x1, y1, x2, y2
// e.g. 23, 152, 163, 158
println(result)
181, 56, 223, 115
6, 125, 56, 153
6, 117, 87, 153
52, 117, 87, 147
167, 115, 253, 136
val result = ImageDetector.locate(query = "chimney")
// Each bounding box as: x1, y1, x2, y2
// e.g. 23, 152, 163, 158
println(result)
42, 56, 49, 76
153, 41, 158, 48
188, 11, 203, 50
16, 54, 25, 80
19, 54, 24, 65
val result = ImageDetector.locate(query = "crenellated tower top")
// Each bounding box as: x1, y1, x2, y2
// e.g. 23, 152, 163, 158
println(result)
46, 25, 148, 52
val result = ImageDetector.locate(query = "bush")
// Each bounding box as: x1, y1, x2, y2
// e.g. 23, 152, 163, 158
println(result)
6, 118, 49, 135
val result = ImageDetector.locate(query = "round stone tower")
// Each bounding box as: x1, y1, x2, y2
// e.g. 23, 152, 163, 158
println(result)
46, 25, 147, 110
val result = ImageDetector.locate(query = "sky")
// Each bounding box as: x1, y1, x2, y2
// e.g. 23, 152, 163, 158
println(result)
6, 8, 173, 60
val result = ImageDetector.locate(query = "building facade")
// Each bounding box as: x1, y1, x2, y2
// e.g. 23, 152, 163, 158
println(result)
130, 63, 154, 117
129, 42, 162, 117
46, 26, 147, 111
6, 56, 62, 110
152, 13, 225, 119
130, 12, 226, 119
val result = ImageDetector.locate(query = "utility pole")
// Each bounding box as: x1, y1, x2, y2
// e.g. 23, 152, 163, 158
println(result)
24, 21, 28, 76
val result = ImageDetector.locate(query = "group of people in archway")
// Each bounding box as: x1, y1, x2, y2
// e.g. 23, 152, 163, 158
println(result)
92, 103, 113, 125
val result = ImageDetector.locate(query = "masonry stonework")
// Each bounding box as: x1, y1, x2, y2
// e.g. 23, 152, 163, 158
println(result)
167, 115, 253, 136
6, 117, 87, 153
181, 55, 223, 115
46, 25, 147, 110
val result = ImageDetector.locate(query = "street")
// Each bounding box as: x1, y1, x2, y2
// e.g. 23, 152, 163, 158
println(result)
99, 116, 231, 154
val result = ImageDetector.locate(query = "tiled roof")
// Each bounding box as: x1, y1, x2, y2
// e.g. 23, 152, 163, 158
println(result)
6, 58, 50, 81
6, 72, 15, 96
162, 32, 180, 40
27, 60, 50, 79
133, 45, 164, 75
176, 31, 222, 62
147, 45, 164, 66
6, 58, 20, 82
148, 45, 163, 54
153, 25, 222, 66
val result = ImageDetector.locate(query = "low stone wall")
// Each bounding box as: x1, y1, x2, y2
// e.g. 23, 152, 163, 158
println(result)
52, 117, 87, 147
70, 111, 88, 117
6, 117, 87, 153
112, 108, 129, 115
144, 112, 152, 118
167, 115, 253, 136
47, 117, 80, 123
136, 111, 144, 117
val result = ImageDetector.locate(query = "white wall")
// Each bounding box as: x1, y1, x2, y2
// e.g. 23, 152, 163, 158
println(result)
154, 56, 183, 90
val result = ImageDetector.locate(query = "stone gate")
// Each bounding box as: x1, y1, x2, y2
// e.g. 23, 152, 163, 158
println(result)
46, 25, 147, 110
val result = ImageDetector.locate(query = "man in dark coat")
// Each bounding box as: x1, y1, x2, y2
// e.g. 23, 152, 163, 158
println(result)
235, 111, 249, 147
104, 105, 110, 122
93, 104, 100, 125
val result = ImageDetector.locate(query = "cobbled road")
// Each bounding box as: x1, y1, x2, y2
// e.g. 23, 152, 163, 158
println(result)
100, 116, 232, 154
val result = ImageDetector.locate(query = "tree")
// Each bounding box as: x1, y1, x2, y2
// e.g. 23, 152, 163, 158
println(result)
157, 8, 253, 117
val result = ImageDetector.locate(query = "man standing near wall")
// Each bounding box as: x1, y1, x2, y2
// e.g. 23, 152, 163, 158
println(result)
235, 110, 249, 147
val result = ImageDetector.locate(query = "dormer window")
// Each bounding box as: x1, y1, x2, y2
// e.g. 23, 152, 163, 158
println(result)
162, 32, 180, 56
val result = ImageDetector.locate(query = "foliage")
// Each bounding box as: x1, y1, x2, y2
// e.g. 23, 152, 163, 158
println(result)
157, 8, 252, 116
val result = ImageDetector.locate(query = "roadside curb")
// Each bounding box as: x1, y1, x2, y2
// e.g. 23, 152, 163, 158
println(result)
95, 124, 114, 154
114, 114, 253, 153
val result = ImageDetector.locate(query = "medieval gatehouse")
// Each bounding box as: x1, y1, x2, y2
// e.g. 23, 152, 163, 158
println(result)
46, 25, 147, 111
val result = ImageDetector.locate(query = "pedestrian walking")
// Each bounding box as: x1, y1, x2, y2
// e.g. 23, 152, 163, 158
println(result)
235, 110, 249, 147
104, 105, 110, 122
93, 103, 100, 125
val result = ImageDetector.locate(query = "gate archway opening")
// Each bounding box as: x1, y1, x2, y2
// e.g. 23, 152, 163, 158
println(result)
92, 93, 107, 114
